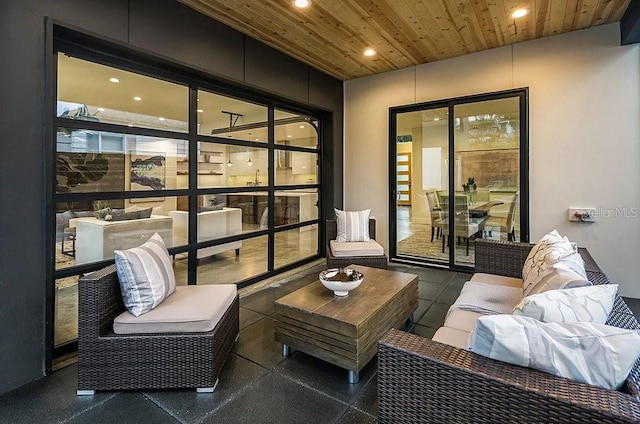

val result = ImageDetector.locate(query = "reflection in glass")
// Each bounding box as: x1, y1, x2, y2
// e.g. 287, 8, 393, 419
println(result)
395, 108, 449, 265
275, 225, 319, 268
274, 189, 318, 227
55, 276, 79, 347
56, 129, 186, 195
274, 150, 317, 185
197, 90, 267, 140
57, 55, 188, 132
195, 235, 269, 285
274, 109, 318, 148
55, 197, 178, 270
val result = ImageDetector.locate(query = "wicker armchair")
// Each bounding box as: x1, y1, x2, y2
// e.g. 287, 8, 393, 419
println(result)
77, 264, 239, 394
326, 218, 388, 269
378, 239, 640, 423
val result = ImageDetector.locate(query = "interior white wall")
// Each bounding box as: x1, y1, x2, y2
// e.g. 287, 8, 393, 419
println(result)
344, 23, 640, 297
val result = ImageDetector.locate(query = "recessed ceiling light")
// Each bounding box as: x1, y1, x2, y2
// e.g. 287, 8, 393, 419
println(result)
255, 138, 260, 141
287, 135, 292, 138
133, 96, 142, 101
197, 109, 204, 113
299, 125, 305, 129
512, 8, 528, 18
97, 107, 105, 112
434, 117, 440, 121
293, 0, 310, 8
159, 117, 165, 121
364, 48, 376, 57
109, 77, 119, 83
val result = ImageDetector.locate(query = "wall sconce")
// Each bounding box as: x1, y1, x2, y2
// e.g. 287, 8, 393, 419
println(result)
227, 159, 232, 167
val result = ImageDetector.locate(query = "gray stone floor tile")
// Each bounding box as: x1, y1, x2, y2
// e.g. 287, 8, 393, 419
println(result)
202, 373, 348, 424
413, 324, 437, 339
66, 392, 179, 423
239, 287, 286, 315
239, 307, 266, 330
352, 374, 378, 417
336, 408, 378, 424
450, 272, 473, 285
417, 302, 451, 329
436, 283, 464, 305
418, 280, 446, 301
143, 353, 268, 423
412, 299, 432, 323
232, 316, 287, 369
410, 266, 455, 284
275, 351, 376, 403
0, 363, 117, 424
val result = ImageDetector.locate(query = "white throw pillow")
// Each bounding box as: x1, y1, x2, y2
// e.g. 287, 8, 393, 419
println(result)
525, 252, 590, 296
469, 314, 640, 390
522, 230, 578, 295
334, 208, 371, 242
114, 232, 176, 317
513, 284, 618, 324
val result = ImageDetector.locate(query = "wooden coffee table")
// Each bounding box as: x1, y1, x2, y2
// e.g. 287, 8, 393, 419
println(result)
274, 265, 418, 383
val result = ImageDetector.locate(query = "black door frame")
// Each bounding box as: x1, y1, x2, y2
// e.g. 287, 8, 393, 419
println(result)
388, 88, 529, 272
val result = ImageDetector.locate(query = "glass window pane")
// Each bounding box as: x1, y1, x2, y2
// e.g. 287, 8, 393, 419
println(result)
275, 225, 319, 269
55, 197, 178, 269
274, 150, 317, 185
221, 146, 269, 188
56, 129, 187, 194
225, 191, 269, 232
275, 109, 318, 148
274, 189, 318, 227
57, 55, 188, 132
55, 276, 78, 347
198, 90, 267, 141
196, 235, 268, 284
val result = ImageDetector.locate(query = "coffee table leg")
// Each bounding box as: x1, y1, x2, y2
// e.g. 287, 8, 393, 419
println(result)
348, 370, 359, 384
282, 344, 290, 357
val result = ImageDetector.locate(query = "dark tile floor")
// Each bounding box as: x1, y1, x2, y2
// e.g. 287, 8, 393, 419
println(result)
0, 263, 467, 424
3, 264, 639, 424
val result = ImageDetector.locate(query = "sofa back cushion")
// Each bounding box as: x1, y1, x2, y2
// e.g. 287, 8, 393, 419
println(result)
469, 314, 640, 391
114, 233, 176, 317
513, 284, 617, 324
334, 208, 371, 242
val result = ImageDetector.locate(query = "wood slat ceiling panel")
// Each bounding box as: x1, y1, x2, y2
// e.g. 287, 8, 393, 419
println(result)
179, 0, 631, 81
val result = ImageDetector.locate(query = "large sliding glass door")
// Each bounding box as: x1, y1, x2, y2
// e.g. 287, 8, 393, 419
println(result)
390, 89, 528, 269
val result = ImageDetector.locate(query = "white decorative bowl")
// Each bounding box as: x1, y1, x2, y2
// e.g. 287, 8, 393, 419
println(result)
319, 268, 364, 296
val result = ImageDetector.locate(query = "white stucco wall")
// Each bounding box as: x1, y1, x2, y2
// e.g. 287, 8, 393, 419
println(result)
344, 23, 640, 297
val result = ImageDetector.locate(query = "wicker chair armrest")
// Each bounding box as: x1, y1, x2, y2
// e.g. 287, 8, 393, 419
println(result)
474, 239, 534, 278
378, 329, 640, 424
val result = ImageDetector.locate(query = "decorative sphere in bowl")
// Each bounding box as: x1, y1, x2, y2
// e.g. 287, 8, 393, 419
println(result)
319, 268, 364, 296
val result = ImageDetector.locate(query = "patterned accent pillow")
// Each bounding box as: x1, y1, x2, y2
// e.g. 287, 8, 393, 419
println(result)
469, 314, 640, 390
525, 252, 590, 297
522, 230, 575, 294
114, 233, 176, 317
513, 284, 618, 324
334, 208, 371, 242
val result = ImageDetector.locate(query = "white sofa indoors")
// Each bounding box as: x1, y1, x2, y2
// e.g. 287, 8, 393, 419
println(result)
74, 215, 173, 265
169, 207, 242, 259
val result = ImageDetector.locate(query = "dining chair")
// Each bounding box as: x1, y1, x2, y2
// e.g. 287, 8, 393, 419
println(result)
425, 189, 443, 242
440, 194, 485, 255
484, 192, 519, 241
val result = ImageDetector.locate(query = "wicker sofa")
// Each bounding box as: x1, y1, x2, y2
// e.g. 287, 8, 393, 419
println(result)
77, 264, 239, 393
378, 239, 640, 423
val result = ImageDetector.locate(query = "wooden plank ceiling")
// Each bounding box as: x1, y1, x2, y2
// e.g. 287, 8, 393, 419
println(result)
179, 0, 631, 81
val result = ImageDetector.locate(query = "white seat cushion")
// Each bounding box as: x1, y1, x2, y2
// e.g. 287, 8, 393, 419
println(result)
432, 327, 471, 349
330, 239, 384, 257
471, 273, 523, 289
443, 309, 483, 333
113, 284, 236, 334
